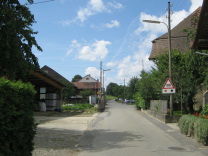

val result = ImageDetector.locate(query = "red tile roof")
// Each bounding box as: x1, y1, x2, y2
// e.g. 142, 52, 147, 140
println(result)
72, 82, 101, 89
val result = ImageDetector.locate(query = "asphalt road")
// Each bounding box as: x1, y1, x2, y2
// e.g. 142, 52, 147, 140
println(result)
77, 100, 208, 156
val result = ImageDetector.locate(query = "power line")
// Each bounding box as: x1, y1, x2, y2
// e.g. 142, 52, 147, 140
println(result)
27, 0, 55, 5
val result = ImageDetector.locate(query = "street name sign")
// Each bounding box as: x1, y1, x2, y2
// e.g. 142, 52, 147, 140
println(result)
162, 78, 175, 94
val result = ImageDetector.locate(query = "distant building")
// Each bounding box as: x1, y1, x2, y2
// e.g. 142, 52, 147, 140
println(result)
72, 74, 100, 96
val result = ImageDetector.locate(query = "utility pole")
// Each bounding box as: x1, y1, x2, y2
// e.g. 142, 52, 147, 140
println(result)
168, 1, 173, 117
98, 61, 102, 112
100, 61, 102, 97
143, 2, 173, 117
142, 59, 144, 71
124, 79, 125, 101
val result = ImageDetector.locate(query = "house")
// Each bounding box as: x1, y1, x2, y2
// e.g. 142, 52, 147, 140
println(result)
192, 0, 208, 108
192, 0, 208, 50
72, 74, 101, 97
26, 65, 69, 111
149, 7, 201, 59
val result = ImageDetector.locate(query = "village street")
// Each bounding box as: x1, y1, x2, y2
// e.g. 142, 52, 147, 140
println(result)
77, 100, 208, 156
32, 100, 208, 156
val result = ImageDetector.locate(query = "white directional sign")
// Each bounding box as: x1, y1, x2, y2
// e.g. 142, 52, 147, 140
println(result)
162, 78, 176, 94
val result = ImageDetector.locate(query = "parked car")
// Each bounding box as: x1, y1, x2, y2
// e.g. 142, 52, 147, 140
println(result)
124, 99, 134, 103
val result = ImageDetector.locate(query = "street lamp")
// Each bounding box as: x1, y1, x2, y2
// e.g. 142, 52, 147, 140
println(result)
143, 2, 173, 116
103, 69, 111, 93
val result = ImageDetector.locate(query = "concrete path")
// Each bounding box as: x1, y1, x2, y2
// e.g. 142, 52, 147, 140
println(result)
77, 100, 208, 156
32, 113, 98, 156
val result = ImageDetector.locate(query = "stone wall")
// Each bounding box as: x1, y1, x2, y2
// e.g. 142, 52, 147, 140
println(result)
150, 100, 168, 114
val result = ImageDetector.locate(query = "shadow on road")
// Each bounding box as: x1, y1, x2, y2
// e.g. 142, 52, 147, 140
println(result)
34, 127, 84, 150
78, 129, 143, 151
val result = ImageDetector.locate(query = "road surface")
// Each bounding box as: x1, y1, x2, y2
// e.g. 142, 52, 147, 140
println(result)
77, 100, 208, 156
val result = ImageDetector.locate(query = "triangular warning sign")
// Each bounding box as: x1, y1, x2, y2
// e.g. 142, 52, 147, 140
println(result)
163, 78, 175, 89
162, 78, 175, 94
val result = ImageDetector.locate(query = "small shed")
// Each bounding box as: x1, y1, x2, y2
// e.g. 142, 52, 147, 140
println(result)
26, 67, 67, 111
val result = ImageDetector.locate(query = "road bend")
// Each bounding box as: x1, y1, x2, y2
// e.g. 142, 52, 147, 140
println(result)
78, 100, 208, 156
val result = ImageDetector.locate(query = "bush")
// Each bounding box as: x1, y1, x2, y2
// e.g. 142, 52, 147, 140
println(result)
200, 104, 208, 116
178, 115, 198, 136
62, 103, 93, 111
0, 78, 37, 156
133, 92, 145, 110
195, 119, 208, 145
178, 115, 208, 145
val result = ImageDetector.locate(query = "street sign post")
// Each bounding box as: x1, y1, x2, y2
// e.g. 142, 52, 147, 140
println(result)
162, 78, 175, 94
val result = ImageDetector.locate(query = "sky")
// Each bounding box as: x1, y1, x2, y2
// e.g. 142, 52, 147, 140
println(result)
19, 0, 203, 88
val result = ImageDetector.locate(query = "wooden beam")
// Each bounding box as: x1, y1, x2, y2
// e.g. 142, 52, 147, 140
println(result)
31, 71, 64, 90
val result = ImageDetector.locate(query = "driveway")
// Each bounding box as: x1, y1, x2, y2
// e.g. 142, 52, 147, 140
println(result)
32, 112, 98, 156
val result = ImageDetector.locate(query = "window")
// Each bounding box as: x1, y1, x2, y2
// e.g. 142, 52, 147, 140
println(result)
86, 78, 89, 80
40, 87, 46, 100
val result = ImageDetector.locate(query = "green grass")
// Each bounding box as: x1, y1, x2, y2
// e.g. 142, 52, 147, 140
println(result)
173, 111, 186, 116
105, 95, 117, 100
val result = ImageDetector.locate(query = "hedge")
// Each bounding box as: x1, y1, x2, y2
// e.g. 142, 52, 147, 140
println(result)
0, 78, 37, 156
178, 115, 208, 145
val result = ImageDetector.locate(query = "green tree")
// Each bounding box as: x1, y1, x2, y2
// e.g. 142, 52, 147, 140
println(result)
112, 85, 125, 99
106, 82, 118, 96
0, 0, 42, 80
62, 82, 76, 101
127, 76, 139, 99
58, 79, 76, 100
81, 89, 94, 98
153, 49, 208, 113
72, 75, 82, 82
136, 70, 157, 109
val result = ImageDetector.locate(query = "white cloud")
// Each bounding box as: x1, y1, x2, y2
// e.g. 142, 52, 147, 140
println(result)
66, 49, 72, 56
77, 40, 111, 61
106, 61, 117, 67
135, 12, 168, 36
110, 0, 203, 84
108, 2, 123, 9
116, 56, 141, 82
189, 0, 203, 13
77, 8, 93, 23
89, 0, 106, 12
85, 67, 100, 80
102, 20, 120, 28
65, 40, 81, 56
71, 40, 81, 48
136, 0, 203, 35
77, 0, 108, 23
60, 0, 124, 26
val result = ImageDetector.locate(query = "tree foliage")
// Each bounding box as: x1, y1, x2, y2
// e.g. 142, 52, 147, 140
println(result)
153, 49, 208, 113
72, 75, 82, 82
81, 89, 94, 98
127, 76, 139, 99
62, 82, 76, 100
0, 0, 42, 80
135, 70, 158, 109
106, 82, 118, 96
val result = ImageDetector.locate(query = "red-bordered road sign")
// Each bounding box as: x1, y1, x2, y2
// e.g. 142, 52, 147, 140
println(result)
162, 78, 176, 94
